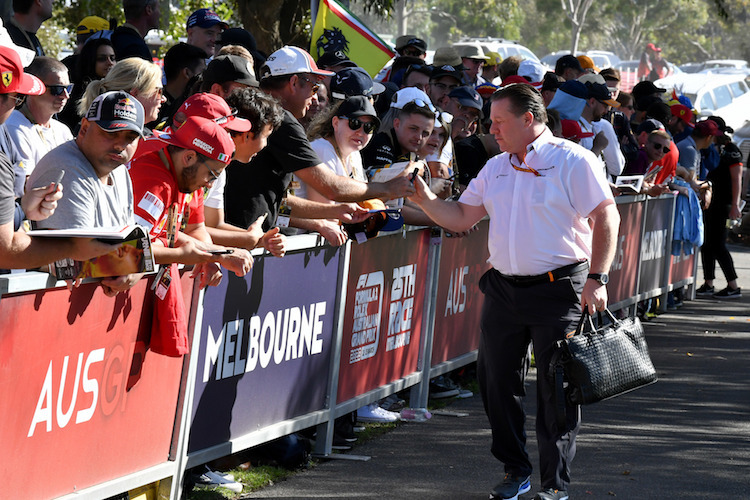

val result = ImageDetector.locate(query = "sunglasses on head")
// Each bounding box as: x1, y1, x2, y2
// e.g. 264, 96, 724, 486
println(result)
411, 98, 437, 113
341, 116, 376, 134
47, 84, 74, 96
650, 142, 670, 154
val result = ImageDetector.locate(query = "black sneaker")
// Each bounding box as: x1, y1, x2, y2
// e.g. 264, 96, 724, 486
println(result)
696, 284, 715, 297
713, 286, 741, 299
430, 375, 460, 399
533, 488, 568, 500
331, 434, 352, 451
489, 473, 531, 499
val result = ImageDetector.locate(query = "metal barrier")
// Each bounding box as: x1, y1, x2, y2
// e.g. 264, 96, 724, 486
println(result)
0, 193, 694, 499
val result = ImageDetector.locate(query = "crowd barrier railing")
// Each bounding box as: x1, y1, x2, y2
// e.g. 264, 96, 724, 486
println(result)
0, 192, 695, 499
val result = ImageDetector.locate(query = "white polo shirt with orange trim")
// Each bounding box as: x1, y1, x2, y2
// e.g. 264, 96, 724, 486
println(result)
459, 128, 612, 275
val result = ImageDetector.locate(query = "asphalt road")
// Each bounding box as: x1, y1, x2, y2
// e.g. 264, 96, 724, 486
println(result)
248, 243, 750, 500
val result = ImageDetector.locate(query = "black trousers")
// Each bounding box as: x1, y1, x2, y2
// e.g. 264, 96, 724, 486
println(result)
701, 204, 737, 282
477, 268, 585, 491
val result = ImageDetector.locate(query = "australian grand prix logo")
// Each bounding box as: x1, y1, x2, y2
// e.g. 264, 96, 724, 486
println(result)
315, 27, 350, 59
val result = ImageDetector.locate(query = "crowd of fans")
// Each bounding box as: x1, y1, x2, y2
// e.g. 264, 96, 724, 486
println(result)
0, 0, 745, 491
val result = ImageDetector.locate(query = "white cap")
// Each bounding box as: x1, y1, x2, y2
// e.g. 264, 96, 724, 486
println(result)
260, 45, 335, 79
577, 73, 607, 85
390, 87, 434, 110
518, 59, 545, 84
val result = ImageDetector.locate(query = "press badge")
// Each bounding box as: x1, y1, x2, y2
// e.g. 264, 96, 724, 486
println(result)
277, 201, 291, 228
152, 266, 171, 300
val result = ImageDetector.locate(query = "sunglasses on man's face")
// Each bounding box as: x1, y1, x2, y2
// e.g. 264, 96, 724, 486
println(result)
342, 116, 376, 134
650, 142, 670, 154
47, 84, 74, 96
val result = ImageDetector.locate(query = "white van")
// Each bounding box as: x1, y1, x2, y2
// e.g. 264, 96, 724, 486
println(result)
654, 73, 750, 132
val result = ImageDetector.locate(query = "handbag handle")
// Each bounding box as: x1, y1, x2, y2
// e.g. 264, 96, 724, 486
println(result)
574, 308, 618, 336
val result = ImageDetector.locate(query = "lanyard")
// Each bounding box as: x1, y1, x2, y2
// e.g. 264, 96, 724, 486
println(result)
510, 152, 541, 177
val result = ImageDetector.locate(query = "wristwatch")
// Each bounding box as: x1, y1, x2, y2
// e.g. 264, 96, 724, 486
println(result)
587, 273, 609, 285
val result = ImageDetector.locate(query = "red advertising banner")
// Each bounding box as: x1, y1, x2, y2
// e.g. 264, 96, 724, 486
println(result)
669, 246, 697, 284
431, 221, 491, 366
0, 275, 189, 499
608, 200, 644, 304
337, 229, 430, 402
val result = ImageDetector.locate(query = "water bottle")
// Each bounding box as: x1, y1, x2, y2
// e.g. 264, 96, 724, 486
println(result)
400, 408, 432, 422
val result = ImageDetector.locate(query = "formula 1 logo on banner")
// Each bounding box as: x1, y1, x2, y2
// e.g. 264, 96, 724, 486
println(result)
387, 265, 416, 352
350, 271, 384, 363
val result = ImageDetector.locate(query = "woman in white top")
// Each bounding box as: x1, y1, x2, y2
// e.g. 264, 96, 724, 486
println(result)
298, 95, 379, 202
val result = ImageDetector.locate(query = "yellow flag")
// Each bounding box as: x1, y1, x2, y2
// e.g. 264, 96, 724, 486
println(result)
310, 0, 395, 77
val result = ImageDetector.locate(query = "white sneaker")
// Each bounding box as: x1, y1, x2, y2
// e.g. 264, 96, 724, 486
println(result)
195, 467, 243, 493
357, 403, 399, 423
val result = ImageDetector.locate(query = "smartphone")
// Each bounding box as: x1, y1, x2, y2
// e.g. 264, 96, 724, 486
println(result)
409, 167, 419, 184
209, 249, 234, 255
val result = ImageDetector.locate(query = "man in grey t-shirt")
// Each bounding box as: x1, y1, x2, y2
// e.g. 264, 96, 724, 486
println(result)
29, 91, 144, 228
27, 91, 145, 293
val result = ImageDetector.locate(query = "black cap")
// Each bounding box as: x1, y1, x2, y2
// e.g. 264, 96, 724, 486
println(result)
706, 115, 734, 134
542, 71, 563, 92
430, 64, 463, 83
555, 54, 583, 75
203, 55, 259, 87
85, 91, 145, 138
336, 95, 381, 129
329, 67, 385, 100
217, 28, 257, 51
632, 80, 666, 102
317, 50, 357, 69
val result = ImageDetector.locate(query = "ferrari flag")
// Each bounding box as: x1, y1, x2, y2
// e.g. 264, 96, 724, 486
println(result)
310, 0, 394, 77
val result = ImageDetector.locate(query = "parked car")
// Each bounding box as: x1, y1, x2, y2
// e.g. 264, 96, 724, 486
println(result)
540, 50, 620, 70
654, 73, 750, 132
454, 38, 540, 62
614, 60, 683, 93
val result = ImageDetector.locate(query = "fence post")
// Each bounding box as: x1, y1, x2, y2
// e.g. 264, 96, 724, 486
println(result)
313, 240, 352, 458
410, 228, 442, 409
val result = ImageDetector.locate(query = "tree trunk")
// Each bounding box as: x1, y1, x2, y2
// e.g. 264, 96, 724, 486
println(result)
236, 0, 285, 55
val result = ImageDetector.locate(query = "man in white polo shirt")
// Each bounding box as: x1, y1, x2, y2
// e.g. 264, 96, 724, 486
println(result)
409, 83, 620, 500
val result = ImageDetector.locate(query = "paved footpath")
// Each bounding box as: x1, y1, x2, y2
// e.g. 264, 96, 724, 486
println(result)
249, 243, 750, 500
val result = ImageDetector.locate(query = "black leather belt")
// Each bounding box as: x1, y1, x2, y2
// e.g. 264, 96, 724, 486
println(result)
496, 261, 589, 287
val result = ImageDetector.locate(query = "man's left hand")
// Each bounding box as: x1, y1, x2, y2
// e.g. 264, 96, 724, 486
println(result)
581, 279, 608, 314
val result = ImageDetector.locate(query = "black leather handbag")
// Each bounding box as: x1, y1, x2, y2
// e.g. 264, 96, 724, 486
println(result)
550, 309, 657, 428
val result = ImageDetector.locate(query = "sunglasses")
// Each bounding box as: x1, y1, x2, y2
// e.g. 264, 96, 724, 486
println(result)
4, 93, 24, 107
402, 48, 425, 57
214, 107, 239, 126
205, 163, 221, 182
342, 116, 376, 134
650, 142, 671, 154
47, 84, 74, 96
298, 75, 320, 95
